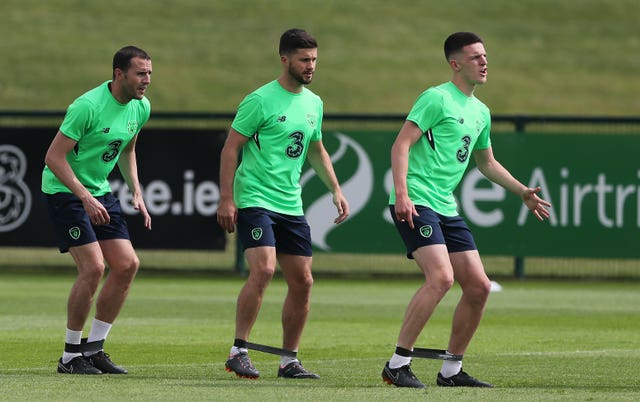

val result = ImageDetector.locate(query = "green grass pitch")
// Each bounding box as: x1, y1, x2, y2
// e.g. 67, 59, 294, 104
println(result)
1, 272, 639, 401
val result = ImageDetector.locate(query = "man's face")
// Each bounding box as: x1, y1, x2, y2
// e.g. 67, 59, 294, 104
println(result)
285, 48, 317, 85
455, 42, 488, 85
117, 57, 152, 101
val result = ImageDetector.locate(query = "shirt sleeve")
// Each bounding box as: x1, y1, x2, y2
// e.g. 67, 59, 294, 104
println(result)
231, 93, 263, 137
59, 98, 93, 141
406, 89, 442, 133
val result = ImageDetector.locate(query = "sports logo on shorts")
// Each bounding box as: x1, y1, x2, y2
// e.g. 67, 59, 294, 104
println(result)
419, 225, 433, 238
251, 227, 263, 241
68, 226, 81, 240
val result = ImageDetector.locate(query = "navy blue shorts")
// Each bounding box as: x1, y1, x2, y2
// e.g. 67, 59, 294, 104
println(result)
389, 205, 477, 259
237, 207, 312, 256
43, 192, 130, 253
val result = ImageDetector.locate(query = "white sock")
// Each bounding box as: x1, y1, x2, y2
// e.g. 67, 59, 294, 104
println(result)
230, 346, 248, 356
85, 318, 112, 356
280, 354, 299, 368
62, 328, 83, 364
440, 352, 463, 378
388, 353, 412, 369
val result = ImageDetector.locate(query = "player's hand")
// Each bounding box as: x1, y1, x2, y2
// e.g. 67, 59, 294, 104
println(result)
522, 186, 552, 221
82, 196, 111, 226
132, 192, 152, 230
332, 191, 349, 224
394, 194, 419, 229
217, 197, 238, 233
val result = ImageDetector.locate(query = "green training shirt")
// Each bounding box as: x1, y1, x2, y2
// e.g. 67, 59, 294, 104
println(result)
390, 81, 491, 216
42, 81, 151, 196
231, 80, 323, 215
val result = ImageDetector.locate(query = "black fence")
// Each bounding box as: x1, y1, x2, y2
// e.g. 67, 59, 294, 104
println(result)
3, 109, 640, 129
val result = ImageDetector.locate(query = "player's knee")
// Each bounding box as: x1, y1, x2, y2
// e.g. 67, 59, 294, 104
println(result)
78, 261, 106, 283
248, 266, 276, 286
464, 279, 491, 305
290, 273, 313, 293
428, 273, 454, 294
110, 255, 139, 282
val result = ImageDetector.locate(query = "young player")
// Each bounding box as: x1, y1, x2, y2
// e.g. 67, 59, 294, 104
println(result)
382, 32, 551, 388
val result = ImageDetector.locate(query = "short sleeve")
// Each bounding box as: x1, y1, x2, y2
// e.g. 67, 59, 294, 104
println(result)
406, 89, 443, 133
59, 98, 93, 141
231, 93, 264, 137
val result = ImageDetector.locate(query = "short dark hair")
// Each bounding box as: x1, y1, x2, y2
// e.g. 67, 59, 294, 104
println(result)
279, 28, 317, 56
113, 46, 151, 74
444, 32, 483, 60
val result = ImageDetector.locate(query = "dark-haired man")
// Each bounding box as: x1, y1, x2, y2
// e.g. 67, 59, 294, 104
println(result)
217, 28, 349, 380
42, 46, 152, 374
381, 32, 551, 388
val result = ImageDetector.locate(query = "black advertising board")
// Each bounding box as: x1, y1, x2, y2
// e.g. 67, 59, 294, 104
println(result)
0, 127, 227, 250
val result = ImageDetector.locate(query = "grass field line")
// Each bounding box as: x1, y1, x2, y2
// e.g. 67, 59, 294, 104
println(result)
503, 348, 639, 357
5, 348, 636, 374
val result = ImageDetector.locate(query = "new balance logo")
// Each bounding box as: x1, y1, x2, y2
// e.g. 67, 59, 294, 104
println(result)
102, 128, 110, 134
277, 116, 287, 122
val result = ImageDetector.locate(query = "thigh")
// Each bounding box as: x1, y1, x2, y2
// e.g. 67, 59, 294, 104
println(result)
237, 207, 277, 250
390, 205, 446, 259
93, 193, 130, 242
277, 253, 313, 283
449, 249, 489, 289
68, 241, 105, 272
412, 244, 454, 282
244, 246, 277, 276
44, 192, 98, 253
98, 238, 138, 272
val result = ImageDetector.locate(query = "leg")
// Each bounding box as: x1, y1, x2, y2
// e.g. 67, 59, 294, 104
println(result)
94, 239, 140, 324
396, 244, 454, 350
277, 253, 313, 352
67, 242, 106, 330
235, 246, 277, 340
435, 249, 493, 388
382, 244, 452, 388
275, 253, 319, 379
72, 239, 140, 374
446, 250, 491, 355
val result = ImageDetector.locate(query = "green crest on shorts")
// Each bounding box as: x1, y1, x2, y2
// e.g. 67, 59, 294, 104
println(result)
251, 227, 263, 241
68, 226, 81, 240
419, 225, 432, 238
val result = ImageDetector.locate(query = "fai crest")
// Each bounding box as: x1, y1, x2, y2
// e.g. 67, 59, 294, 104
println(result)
306, 113, 317, 128
68, 226, 81, 240
251, 227, 263, 241
127, 120, 139, 135
419, 225, 433, 238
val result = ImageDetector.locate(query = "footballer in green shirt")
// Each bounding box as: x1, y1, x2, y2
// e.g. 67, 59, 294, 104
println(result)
217, 29, 349, 380
42, 46, 152, 375
383, 32, 551, 389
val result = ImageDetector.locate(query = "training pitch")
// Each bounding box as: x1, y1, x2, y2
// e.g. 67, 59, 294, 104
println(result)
1, 271, 639, 401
